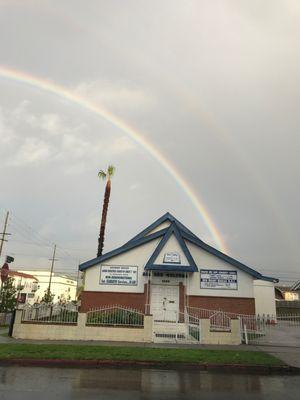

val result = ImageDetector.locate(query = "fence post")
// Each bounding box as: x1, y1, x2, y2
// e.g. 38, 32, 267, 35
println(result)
143, 315, 152, 343
243, 324, 248, 344
8, 309, 16, 337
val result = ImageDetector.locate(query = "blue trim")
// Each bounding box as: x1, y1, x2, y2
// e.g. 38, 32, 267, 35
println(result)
144, 222, 198, 272
79, 212, 278, 283
79, 228, 168, 271
260, 275, 279, 283
181, 231, 277, 282
145, 264, 197, 273
125, 212, 201, 245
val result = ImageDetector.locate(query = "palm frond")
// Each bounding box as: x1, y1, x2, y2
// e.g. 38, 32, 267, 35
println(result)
98, 170, 106, 179
107, 165, 115, 177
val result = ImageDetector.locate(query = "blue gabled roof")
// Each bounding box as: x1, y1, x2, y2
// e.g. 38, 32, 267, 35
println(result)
79, 212, 278, 282
144, 222, 198, 272
79, 227, 168, 271
181, 231, 278, 282
125, 212, 202, 245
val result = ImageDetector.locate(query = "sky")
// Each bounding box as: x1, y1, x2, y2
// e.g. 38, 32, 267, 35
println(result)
0, 0, 299, 283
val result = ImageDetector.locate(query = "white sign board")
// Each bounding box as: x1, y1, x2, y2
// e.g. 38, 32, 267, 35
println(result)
100, 265, 138, 286
163, 252, 181, 264
200, 269, 237, 290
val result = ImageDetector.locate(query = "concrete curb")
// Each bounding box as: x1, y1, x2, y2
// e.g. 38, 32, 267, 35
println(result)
0, 358, 299, 374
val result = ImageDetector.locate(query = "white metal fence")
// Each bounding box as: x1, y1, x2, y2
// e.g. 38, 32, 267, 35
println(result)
151, 309, 201, 343
186, 306, 251, 331
209, 310, 232, 331
185, 312, 201, 342
21, 304, 78, 324
241, 314, 300, 346
186, 306, 252, 322
86, 306, 144, 327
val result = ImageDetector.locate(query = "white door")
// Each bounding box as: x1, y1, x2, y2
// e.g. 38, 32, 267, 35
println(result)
151, 285, 179, 321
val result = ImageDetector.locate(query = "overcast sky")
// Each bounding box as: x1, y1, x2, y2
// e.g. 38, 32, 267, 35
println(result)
0, 0, 299, 282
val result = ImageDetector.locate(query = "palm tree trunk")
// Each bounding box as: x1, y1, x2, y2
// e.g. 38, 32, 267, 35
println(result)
97, 178, 111, 257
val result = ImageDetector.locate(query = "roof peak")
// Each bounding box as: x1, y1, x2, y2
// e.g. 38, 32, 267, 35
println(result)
125, 212, 200, 245
144, 221, 198, 272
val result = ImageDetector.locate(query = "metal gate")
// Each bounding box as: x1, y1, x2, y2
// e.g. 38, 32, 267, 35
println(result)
241, 314, 300, 346
152, 309, 201, 344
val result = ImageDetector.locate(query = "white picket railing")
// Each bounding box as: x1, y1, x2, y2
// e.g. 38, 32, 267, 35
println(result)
21, 304, 78, 324
86, 305, 144, 327
152, 309, 201, 343
240, 313, 300, 345
209, 310, 232, 331
277, 314, 300, 325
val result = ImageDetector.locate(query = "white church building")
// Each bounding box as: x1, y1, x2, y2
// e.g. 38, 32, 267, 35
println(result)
79, 213, 277, 319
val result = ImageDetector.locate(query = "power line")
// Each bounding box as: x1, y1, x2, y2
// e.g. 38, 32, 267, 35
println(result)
0, 208, 82, 279
9, 212, 78, 261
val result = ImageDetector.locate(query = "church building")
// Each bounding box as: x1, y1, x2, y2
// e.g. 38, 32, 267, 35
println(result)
79, 213, 277, 318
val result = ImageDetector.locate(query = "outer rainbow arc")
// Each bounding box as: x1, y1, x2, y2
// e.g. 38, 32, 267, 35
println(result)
0, 65, 227, 252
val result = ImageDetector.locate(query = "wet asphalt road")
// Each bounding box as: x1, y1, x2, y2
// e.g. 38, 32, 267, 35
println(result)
0, 366, 299, 400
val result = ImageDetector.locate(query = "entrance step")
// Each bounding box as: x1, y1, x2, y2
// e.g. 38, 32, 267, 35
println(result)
153, 321, 200, 343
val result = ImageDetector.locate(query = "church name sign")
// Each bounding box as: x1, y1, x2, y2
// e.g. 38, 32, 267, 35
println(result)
200, 269, 237, 290
163, 252, 181, 264
100, 265, 138, 286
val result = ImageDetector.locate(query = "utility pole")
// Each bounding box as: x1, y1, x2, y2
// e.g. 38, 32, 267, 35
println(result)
76, 260, 82, 300
76, 260, 80, 289
0, 211, 11, 260
47, 244, 57, 296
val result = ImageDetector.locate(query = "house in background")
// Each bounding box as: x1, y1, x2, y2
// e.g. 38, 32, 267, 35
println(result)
79, 212, 278, 318
8, 270, 38, 305
275, 282, 300, 315
275, 286, 299, 301
19, 270, 77, 303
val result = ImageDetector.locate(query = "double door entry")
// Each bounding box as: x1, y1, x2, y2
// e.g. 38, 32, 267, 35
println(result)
150, 284, 179, 322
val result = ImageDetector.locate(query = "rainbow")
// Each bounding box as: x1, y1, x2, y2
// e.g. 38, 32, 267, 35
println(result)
0, 65, 227, 252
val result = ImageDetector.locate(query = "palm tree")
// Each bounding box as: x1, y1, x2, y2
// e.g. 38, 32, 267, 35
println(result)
97, 165, 115, 257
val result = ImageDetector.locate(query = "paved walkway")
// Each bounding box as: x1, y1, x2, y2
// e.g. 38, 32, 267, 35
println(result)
1, 328, 299, 368
257, 345, 300, 368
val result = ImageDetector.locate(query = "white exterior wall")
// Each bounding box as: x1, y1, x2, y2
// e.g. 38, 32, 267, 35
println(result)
84, 235, 255, 300
186, 242, 254, 298
253, 279, 276, 316
153, 234, 189, 265
84, 239, 161, 293
147, 221, 171, 235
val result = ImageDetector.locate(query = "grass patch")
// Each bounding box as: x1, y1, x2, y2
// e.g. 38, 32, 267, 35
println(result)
0, 344, 283, 366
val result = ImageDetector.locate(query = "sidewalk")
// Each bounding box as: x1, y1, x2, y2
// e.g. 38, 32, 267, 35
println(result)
1, 328, 299, 369
257, 345, 300, 368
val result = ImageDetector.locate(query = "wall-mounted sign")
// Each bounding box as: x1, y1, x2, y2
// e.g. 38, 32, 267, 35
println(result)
200, 269, 237, 290
163, 252, 181, 264
100, 265, 138, 286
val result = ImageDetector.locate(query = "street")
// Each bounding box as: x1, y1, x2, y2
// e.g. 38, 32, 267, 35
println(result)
0, 366, 299, 400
